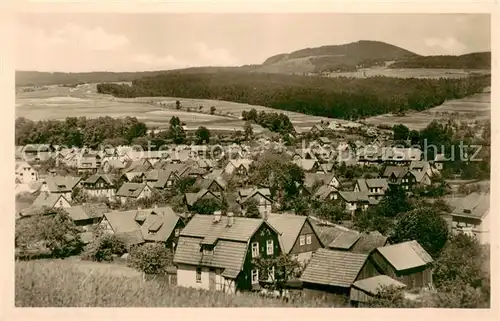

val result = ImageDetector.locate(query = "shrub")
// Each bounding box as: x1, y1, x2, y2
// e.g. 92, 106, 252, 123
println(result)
82, 234, 127, 262
128, 243, 174, 275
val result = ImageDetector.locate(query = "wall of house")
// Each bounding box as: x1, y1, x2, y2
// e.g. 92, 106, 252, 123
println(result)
176, 264, 210, 290
349, 286, 375, 304
354, 259, 380, 282
290, 220, 323, 256
85, 188, 115, 199
239, 223, 281, 291
54, 196, 72, 208
138, 186, 153, 199
16, 167, 39, 184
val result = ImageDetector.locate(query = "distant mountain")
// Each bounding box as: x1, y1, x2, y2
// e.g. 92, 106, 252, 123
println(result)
388, 52, 491, 69
257, 40, 419, 74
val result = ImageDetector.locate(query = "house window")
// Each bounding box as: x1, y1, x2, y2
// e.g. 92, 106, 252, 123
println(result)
59, 200, 63, 206
251, 242, 259, 258
267, 266, 275, 282
306, 235, 312, 245
251, 269, 259, 284
266, 239, 274, 255
299, 235, 305, 246
174, 228, 180, 237
196, 267, 202, 283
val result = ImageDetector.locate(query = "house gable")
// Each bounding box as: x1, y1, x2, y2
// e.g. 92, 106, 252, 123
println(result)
289, 219, 323, 255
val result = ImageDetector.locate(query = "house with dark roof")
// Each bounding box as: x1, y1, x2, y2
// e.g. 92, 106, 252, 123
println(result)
327, 231, 389, 254
450, 193, 490, 244
173, 213, 283, 293
382, 147, 421, 165
224, 159, 253, 176
354, 178, 389, 201
124, 159, 153, 174
350, 275, 406, 306
65, 203, 109, 227
144, 170, 179, 190
77, 153, 101, 174
82, 174, 116, 200
266, 214, 324, 264
197, 177, 228, 194
184, 189, 222, 211
101, 206, 184, 250
115, 183, 153, 204
369, 240, 434, 289
312, 185, 339, 202
39, 176, 82, 201
293, 159, 321, 173
101, 159, 126, 173
309, 123, 326, 135
19, 192, 72, 218
338, 191, 378, 214
299, 248, 379, 297
238, 188, 274, 216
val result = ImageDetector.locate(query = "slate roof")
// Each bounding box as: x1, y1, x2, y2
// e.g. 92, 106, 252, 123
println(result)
116, 183, 148, 198
338, 191, 377, 204
293, 159, 318, 171
199, 177, 227, 190
382, 166, 408, 179
313, 223, 350, 246
65, 203, 109, 222
145, 170, 177, 188
313, 185, 338, 201
83, 174, 114, 185
376, 240, 434, 272
185, 189, 221, 206
103, 159, 126, 169
352, 275, 406, 295
44, 176, 82, 193
240, 188, 273, 204
350, 231, 388, 254
174, 237, 248, 278
266, 214, 322, 254
300, 249, 368, 288
31, 192, 67, 208
125, 159, 152, 173
328, 231, 361, 250
451, 192, 490, 220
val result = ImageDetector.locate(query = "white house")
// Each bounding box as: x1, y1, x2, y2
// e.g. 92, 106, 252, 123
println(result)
15, 161, 39, 184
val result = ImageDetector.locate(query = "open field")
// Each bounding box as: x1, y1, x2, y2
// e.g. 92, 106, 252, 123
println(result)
362, 91, 491, 130
16, 83, 337, 131
321, 67, 490, 79
15, 259, 334, 307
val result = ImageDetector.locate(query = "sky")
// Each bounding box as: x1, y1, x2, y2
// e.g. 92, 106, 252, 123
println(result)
16, 13, 491, 72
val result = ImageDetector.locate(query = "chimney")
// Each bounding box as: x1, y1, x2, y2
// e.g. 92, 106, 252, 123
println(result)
227, 212, 234, 227
154, 204, 158, 209
263, 209, 268, 221
213, 210, 221, 223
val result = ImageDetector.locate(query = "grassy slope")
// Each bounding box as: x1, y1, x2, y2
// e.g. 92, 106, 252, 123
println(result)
15, 260, 335, 307
389, 52, 491, 69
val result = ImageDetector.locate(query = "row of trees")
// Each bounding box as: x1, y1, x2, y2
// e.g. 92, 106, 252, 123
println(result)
242, 108, 294, 134
96, 72, 490, 120
15, 116, 148, 148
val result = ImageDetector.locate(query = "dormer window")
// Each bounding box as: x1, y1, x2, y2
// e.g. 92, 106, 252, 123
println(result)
202, 244, 214, 255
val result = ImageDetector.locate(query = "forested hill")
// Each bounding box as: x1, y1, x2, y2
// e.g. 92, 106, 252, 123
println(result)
96, 72, 490, 121
259, 40, 419, 73
389, 52, 491, 69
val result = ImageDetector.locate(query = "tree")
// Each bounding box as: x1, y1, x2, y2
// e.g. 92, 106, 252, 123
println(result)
391, 205, 449, 258
15, 209, 84, 258
82, 234, 127, 262
393, 124, 410, 141
244, 121, 253, 140
128, 243, 174, 275
175, 100, 181, 110
376, 185, 411, 218
293, 197, 310, 216
253, 253, 302, 296
195, 126, 211, 144
245, 199, 261, 218
191, 198, 221, 214
168, 116, 186, 144
210, 106, 216, 115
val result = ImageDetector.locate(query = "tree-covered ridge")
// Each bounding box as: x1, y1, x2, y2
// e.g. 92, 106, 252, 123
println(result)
97, 72, 490, 120
389, 52, 491, 69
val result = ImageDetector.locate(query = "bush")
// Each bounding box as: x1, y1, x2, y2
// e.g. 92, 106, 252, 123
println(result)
82, 234, 127, 262
128, 243, 174, 275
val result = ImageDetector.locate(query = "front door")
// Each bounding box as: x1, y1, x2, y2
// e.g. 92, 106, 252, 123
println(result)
209, 268, 216, 291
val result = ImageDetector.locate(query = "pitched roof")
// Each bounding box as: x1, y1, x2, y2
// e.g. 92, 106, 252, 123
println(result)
116, 183, 147, 198
31, 192, 68, 208
383, 166, 408, 178
376, 240, 434, 272
383, 147, 421, 161
293, 159, 318, 171
338, 191, 375, 204
313, 223, 350, 246
180, 214, 275, 243
451, 193, 490, 220
141, 206, 182, 242
104, 210, 142, 233
313, 185, 338, 201
103, 159, 126, 169
300, 249, 368, 287
83, 174, 114, 185
350, 231, 388, 254
328, 231, 361, 250
44, 176, 82, 192
240, 188, 273, 204
174, 237, 248, 278
65, 203, 109, 221
266, 214, 314, 254
352, 275, 406, 295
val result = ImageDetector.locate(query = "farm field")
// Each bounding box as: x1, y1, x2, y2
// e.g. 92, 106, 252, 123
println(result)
16, 83, 338, 131
320, 67, 490, 79
362, 91, 491, 130
15, 259, 334, 307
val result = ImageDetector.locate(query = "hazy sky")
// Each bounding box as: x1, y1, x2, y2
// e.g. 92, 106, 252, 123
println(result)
16, 13, 490, 72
